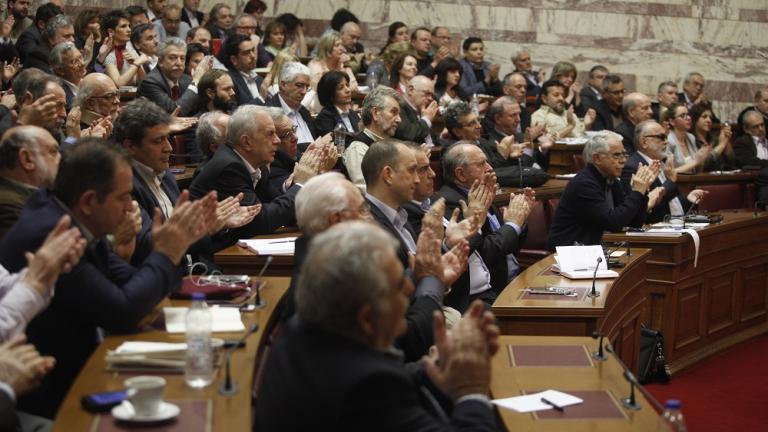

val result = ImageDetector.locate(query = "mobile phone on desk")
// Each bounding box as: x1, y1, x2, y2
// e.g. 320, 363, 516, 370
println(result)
81, 390, 128, 412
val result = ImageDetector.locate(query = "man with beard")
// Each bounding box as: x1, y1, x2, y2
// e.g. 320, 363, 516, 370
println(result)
49, 42, 85, 111
0, 126, 60, 237
137, 38, 205, 116
217, 34, 263, 106
343, 85, 401, 193
531, 79, 594, 139
2, 0, 33, 43
196, 69, 237, 115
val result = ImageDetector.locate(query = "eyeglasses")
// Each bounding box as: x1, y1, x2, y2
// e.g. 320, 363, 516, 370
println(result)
602, 151, 629, 160
340, 201, 371, 215
277, 125, 298, 139
643, 133, 667, 141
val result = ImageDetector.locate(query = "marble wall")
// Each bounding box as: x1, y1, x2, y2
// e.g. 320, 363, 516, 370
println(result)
39, 0, 768, 120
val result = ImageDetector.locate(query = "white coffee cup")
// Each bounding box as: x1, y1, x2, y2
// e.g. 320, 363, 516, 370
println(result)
124, 376, 166, 417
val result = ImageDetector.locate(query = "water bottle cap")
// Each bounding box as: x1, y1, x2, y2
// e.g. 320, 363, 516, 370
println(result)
191, 292, 206, 301
664, 399, 681, 409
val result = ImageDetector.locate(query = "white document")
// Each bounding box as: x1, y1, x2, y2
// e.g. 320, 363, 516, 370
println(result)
237, 237, 297, 255
554, 245, 618, 279
163, 306, 246, 333
115, 341, 187, 354
493, 390, 583, 413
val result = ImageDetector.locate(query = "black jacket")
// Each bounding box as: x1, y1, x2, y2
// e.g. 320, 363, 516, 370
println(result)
620, 152, 691, 223
136, 67, 197, 116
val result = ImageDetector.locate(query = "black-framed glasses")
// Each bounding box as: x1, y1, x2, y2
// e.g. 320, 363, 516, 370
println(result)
643, 134, 667, 141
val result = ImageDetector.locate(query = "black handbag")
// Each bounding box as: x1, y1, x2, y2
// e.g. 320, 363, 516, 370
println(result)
494, 165, 550, 187
638, 327, 671, 384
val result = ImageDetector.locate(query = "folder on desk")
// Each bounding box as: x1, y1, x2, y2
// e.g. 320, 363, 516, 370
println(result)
105, 340, 224, 372
237, 237, 297, 255
553, 246, 618, 279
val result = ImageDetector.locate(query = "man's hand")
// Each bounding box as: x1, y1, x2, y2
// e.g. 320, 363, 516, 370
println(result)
82, 34, 95, 66
486, 63, 500, 84
1, 58, 19, 84
209, 192, 262, 233
646, 186, 665, 211
694, 144, 712, 166
686, 189, 708, 205
462, 178, 494, 227
65, 106, 82, 138
22, 215, 85, 297
445, 208, 480, 248
17, 94, 59, 127
422, 100, 438, 122
111, 200, 141, 261
422, 198, 446, 240
584, 107, 597, 130
663, 157, 677, 183
82, 115, 113, 138
566, 105, 576, 126
97, 35, 112, 64
440, 240, 469, 286
191, 55, 212, 84
0, 91, 14, 110
0, 15, 14, 39
413, 227, 444, 282
152, 191, 215, 264
422, 301, 493, 400
496, 135, 522, 160
630, 163, 657, 194
168, 107, 198, 133
503, 192, 532, 226
292, 146, 327, 184
0, 335, 55, 396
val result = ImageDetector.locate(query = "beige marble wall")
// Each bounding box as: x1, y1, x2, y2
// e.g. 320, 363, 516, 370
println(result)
36, 0, 768, 120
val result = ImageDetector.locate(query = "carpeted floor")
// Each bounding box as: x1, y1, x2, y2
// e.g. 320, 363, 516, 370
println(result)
645, 334, 768, 431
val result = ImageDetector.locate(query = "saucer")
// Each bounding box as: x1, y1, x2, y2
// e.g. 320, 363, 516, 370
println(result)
112, 401, 180, 422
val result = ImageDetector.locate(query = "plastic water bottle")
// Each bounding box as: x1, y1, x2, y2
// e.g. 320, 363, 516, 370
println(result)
658, 399, 687, 432
470, 93, 480, 115
334, 123, 346, 154
185, 293, 213, 388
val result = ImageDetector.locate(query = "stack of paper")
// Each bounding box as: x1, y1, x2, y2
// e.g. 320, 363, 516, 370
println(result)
237, 237, 297, 255
493, 390, 583, 413
105, 340, 224, 372
163, 306, 246, 333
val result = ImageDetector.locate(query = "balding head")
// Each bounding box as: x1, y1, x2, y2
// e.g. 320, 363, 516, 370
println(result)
77, 73, 120, 118
743, 110, 765, 139
0, 125, 60, 188
623, 92, 652, 124
406, 75, 435, 111
295, 172, 369, 236
340, 21, 361, 51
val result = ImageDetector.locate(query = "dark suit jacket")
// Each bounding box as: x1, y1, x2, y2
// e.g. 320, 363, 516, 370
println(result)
548, 163, 647, 249
620, 152, 691, 223
615, 119, 637, 153
180, 8, 204, 27
264, 94, 317, 143
314, 105, 361, 142
63, 83, 75, 111
580, 86, 601, 110
436, 183, 523, 310
515, 69, 541, 97
394, 101, 433, 144
268, 149, 295, 192
733, 134, 768, 169
15, 25, 40, 63
485, 128, 550, 171
136, 67, 197, 116
0, 189, 178, 418
189, 144, 299, 243
591, 99, 623, 132
228, 67, 263, 107
367, 197, 415, 269
254, 317, 497, 431
21, 44, 51, 72
0, 176, 35, 239
0, 390, 19, 431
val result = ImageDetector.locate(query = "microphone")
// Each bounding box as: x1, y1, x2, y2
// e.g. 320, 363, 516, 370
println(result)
681, 199, 698, 229
604, 241, 627, 269
603, 341, 666, 413
241, 256, 273, 312
219, 323, 260, 395
622, 370, 642, 411
591, 331, 607, 361
587, 256, 602, 298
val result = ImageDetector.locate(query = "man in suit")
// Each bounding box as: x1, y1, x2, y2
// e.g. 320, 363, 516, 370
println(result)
190, 105, 319, 240
128, 23, 159, 72
0, 139, 213, 418
501, 72, 532, 131
0, 335, 56, 431
137, 38, 199, 116
154, 4, 190, 42
678, 72, 708, 110
181, 0, 204, 28
484, 96, 551, 171
195, 111, 229, 168
511, 48, 543, 98
74, 73, 120, 129
49, 42, 85, 111
255, 221, 499, 431
3, 0, 33, 43
15, 74, 67, 144
263, 61, 316, 150
436, 143, 532, 309
580, 65, 608, 110
21, 14, 73, 73
615, 92, 653, 154
733, 111, 768, 206
340, 21, 366, 74
14, 2, 62, 63
343, 85, 401, 192
621, 120, 706, 223
0, 126, 59, 238
146, 0, 166, 23
548, 131, 659, 249
591, 74, 625, 132
736, 87, 768, 139
394, 75, 437, 145
217, 34, 262, 106
652, 81, 679, 122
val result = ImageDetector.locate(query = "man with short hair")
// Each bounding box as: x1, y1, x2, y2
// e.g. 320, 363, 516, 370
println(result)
146, 0, 166, 23
255, 221, 498, 431
410, 27, 445, 77
394, 75, 437, 145
679, 72, 707, 109
218, 34, 262, 106
265, 61, 317, 150
181, 0, 203, 28
22, 14, 74, 72
580, 65, 608, 109
125, 5, 150, 28
137, 38, 200, 115
75, 72, 120, 128
49, 41, 84, 110
484, 96, 550, 171
195, 111, 229, 165
195, 69, 236, 115
16, 75, 67, 142
621, 120, 706, 223
14, 2, 62, 63
0, 138, 214, 418
459, 37, 501, 97
511, 48, 543, 97
653, 81, 678, 122
185, 26, 210, 49
343, 85, 401, 192
430, 26, 453, 59
531, 79, 592, 139
616, 92, 653, 153
548, 131, 659, 249
591, 74, 625, 131
501, 72, 532, 132
129, 23, 159, 72
340, 21, 365, 73
3, 0, 33, 43
0, 125, 59, 237
155, 4, 190, 42
737, 87, 768, 140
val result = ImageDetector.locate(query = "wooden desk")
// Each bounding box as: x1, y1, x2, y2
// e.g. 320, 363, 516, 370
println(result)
173, 166, 196, 190
53, 276, 289, 431
492, 335, 661, 431
492, 250, 650, 373
603, 211, 768, 373
215, 231, 298, 276
496, 178, 569, 206
548, 143, 584, 175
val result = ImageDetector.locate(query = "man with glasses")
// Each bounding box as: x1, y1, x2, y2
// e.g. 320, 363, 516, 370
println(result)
49, 42, 85, 111
394, 76, 437, 145
621, 120, 707, 223
549, 130, 661, 249
264, 61, 317, 151
75, 73, 120, 130
591, 74, 625, 132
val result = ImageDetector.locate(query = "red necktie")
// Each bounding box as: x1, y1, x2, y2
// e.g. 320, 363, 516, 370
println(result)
171, 85, 180, 101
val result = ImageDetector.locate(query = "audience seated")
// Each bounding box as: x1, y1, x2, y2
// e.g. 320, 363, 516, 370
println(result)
307, 31, 358, 107
690, 102, 735, 170
653, 81, 679, 122
145, 0, 166, 23
484, 96, 550, 171
531, 80, 593, 139
274, 13, 308, 58
590, 74, 625, 132
511, 48, 543, 97
394, 76, 437, 145
216, 34, 263, 106
580, 65, 608, 110
737, 88, 768, 139
663, 102, 710, 174
388, 53, 418, 96
264, 61, 317, 149
3, 0, 33, 43
314, 70, 361, 141
615, 92, 653, 153
410, 27, 445, 77
181, 0, 204, 29
154, 4, 190, 42
101, 10, 147, 86
550, 61, 585, 115
733, 111, 768, 205
501, 72, 532, 132
204, 3, 232, 40
379, 21, 409, 55
125, 5, 149, 29
129, 23, 159, 72
434, 58, 468, 109
195, 69, 236, 116
49, 42, 85, 110
339, 21, 366, 73
15, 3, 63, 64
459, 37, 501, 97
74, 72, 119, 132
22, 14, 74, 73
15, 73, 67, 144
137, 38, 205, 115
194, 111, 229, 168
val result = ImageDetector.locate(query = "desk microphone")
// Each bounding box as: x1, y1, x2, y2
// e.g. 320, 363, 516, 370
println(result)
681, 200, 698, 229
587, 257, 602, 298
604, 341, 666, 413
249, 256, 273, 311
219, 323, 260, 396
622, 370, 642, 411
591, 331, 607, 361
604, 242, 627, 269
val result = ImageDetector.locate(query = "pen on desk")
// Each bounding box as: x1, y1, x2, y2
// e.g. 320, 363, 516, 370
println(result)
541, 397, 564, 412
267, 240, 295, 244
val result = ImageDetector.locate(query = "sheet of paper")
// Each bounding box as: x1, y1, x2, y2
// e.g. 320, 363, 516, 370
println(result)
116, 341, 186, 354
164, 306, 246, 333
555, 245, 607, 272
493, 390, 583, 413
237, 237, 297, 255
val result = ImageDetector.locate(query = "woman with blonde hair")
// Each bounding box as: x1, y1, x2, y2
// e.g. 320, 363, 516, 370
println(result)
307, 31, 358, 94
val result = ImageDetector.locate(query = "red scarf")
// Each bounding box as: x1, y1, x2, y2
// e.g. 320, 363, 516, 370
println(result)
114, 44, 126, 70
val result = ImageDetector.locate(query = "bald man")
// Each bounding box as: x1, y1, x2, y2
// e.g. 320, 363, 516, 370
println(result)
616, 92, 653, 153
75, 73, 121, 128
394, 76, 438, 145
